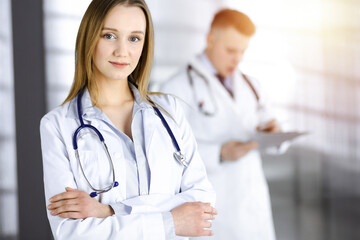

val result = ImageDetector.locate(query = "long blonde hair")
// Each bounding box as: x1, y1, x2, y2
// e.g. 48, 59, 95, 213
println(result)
63, 0, 154, 105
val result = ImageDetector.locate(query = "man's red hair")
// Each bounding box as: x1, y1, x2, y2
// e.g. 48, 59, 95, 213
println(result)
210, 9, 256, 36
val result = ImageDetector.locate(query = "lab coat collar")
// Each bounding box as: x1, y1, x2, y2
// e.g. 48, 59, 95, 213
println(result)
199, 52, 218, 76
129, 83, 152, 110
199, 52, 233, 87
65, 88, 99, 120
66, 84, 152, 121
190, 54, 250, 120
190, 54, 234, 102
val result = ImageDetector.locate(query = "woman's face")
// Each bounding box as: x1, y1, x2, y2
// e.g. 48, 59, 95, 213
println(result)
93, 5, 146, 83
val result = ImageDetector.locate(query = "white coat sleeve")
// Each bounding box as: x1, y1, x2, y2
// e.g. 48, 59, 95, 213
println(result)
40, 116, 172, 240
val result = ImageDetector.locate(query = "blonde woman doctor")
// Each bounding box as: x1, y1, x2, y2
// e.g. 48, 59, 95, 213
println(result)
40, 0, 216, 239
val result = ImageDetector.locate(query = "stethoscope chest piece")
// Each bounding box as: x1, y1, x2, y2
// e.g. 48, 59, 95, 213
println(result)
174, 151, 188, 167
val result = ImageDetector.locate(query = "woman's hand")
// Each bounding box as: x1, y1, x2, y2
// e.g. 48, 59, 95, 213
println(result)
47, 187, 114, 219
171, 202, 217, 237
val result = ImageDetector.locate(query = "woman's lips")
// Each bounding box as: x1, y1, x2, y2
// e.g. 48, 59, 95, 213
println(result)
109, 61, 129, 68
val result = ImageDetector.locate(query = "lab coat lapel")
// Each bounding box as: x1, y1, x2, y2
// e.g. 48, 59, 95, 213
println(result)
65, 88, 107, 131
191, 57, 242, 119
142, 108, 163, 191
142, 108, 158, 155
142, 107, 183, 194
232, 71, 250, 117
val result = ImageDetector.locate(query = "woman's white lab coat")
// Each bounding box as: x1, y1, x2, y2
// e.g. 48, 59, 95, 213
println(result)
161, 55, 276, 240
40, 88, 215, 240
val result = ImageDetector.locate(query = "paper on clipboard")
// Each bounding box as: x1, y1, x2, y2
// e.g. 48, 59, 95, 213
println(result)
252, 131, 308, 150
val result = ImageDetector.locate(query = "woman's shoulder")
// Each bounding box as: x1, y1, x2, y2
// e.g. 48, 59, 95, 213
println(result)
148, 93, 188, 127
40, 102, 72, 125
149, 93, 181, 113
150, 92, 175, 104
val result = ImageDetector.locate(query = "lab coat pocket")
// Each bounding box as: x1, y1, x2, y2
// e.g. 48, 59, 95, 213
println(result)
146, 130, 183, 195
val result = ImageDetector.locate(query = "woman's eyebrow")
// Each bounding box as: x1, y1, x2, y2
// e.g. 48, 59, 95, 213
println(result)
132, 31, 145, 35
102, 27, 118, 32
102, 27, 145, 35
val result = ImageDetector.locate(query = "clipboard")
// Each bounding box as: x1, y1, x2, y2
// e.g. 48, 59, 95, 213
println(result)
252, 131, 308, 150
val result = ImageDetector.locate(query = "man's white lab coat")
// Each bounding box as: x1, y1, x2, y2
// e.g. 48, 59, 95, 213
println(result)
161, 55, 276, 240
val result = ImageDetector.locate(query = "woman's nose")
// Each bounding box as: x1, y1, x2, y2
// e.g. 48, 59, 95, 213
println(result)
114, 40, 127, 57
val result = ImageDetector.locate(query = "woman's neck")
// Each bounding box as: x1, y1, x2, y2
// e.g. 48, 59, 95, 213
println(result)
93, 77, 134, 108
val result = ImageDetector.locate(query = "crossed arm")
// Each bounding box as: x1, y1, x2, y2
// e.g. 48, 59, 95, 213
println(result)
47, 187, 217, 237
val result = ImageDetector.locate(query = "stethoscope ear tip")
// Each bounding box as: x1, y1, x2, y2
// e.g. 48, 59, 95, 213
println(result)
114, 181, 119, 187
90, 192, 97, 198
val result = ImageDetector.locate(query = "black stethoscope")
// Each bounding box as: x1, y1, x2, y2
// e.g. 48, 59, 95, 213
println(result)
72, 83, 188, 198
186, 64, 261, 116
187, 64, 218, 116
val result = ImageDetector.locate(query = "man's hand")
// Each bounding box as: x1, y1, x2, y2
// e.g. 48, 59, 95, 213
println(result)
257, 119, 281, 133
171, 202, 217, 237
47, 187, 114, 219
220, 140, 258, 161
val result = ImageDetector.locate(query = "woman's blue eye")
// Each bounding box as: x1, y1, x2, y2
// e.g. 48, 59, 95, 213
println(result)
103, 33, 115, 39
130, 36, 140, 42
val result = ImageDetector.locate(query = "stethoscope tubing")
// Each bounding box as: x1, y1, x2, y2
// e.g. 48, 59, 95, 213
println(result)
72, 84, 188, 197
187, 64, 218, 116
150, 102, 188, 167
73, 89, 118, 197
187, 63, 263, 115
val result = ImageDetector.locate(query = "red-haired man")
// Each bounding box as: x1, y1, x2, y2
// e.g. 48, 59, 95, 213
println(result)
161, 9, 279, 240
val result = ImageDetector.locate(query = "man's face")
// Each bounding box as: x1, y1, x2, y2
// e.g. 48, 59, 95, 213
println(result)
205, 27, 251, 78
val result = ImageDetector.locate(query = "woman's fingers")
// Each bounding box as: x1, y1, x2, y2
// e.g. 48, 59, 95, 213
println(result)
203, 212, 216, 220
49, 192, 76, 202
47, 188, 89, 218
201, 220, 213, 229
171, 202, 217, 237
47, 188, 112, 219
47, 199, 78, 210
58, 212, 84, 219
50, 203, 81, 216
203, 204, 218, 215
198, 229, 214, 236
49, 188, 85, 203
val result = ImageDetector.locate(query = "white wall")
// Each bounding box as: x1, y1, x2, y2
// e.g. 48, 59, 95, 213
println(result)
43, 0, 92, 110
147, 0, 224, 87
0, 0, 18, 237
